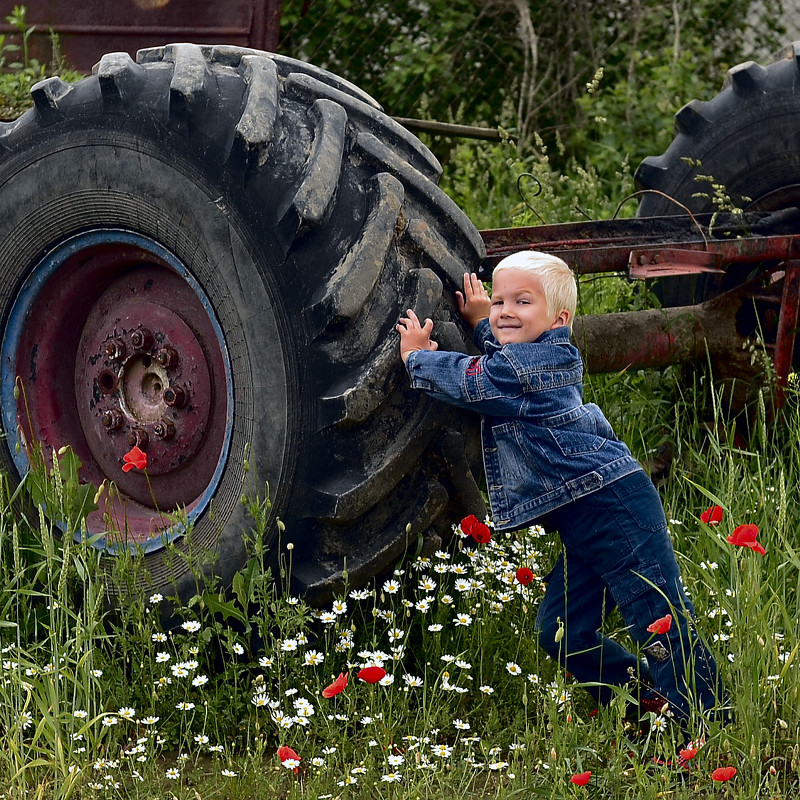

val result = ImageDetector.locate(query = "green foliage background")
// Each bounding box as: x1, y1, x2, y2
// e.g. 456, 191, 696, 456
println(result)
279, 0, 788, 182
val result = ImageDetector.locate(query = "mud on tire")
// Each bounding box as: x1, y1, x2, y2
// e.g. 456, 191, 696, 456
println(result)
0, 44, 486, 605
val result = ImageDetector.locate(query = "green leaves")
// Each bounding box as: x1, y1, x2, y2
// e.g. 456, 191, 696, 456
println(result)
24, 445, 98, 536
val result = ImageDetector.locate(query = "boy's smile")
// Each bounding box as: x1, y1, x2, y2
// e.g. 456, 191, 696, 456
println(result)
489, 269, 567, 345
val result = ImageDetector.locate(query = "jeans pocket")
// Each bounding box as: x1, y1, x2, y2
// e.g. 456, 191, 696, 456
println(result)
611, 471, 666, 532
547, 406, 606, 455
605, 560, 666, 607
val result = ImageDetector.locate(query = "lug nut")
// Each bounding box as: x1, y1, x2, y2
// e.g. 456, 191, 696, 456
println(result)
101, 409, 123, 430
163, 383, 187, 408
153, 419, 176, 440
126, 428, 149, 448
155, 345, 178, 369
130, 327, 154, 352
104, 338, 127, 361
97, 369, 118, 395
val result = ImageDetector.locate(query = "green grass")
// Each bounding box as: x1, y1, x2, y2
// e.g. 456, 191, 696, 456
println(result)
2, 374, 800, 799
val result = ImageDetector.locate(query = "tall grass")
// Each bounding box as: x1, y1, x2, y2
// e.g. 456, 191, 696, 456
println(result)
2, 373, 800, 798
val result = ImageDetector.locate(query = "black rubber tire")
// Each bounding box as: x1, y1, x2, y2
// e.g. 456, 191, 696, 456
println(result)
0, 43, 486, 605
635, 42, 800, 305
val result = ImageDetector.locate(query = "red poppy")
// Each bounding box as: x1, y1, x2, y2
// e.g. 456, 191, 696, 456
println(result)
569, 771, 591, 786
711, 766, 736, 781
727, 524, 766, 556
277, 745, 300, 763
646, 614, 672, 635
357, 665, 386, 684
122, 445, 147, 472
700, 505, 724, 526
515, 567, 534, 586
322, 671, 348, 698
679, 746, 700, 761
461, 514, 491, 544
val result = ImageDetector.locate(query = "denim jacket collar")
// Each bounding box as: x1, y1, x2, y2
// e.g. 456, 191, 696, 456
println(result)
484, 325, 572, 355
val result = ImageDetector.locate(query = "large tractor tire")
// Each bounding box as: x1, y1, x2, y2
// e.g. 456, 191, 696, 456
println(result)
635, 43, 800, 307
0, 44, 486, 605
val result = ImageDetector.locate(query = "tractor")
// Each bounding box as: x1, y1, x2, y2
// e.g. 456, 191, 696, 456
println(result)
1, 41, 799, 604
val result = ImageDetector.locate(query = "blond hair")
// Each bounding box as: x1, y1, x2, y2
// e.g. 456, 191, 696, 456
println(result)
492, 251, 577, 329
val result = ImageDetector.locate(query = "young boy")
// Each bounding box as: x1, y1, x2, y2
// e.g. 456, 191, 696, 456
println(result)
397, 250, 725, 733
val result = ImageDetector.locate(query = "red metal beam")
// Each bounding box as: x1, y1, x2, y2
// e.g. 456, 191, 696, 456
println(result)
480, 219, 800, 279
774, 260, 800, 405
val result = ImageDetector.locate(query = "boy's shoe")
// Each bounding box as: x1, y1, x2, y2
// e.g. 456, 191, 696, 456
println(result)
623, 689, 669, 726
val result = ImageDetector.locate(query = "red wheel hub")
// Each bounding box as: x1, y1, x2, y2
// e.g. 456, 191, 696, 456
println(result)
76, 272, 212, 503
8, 233, 231, 548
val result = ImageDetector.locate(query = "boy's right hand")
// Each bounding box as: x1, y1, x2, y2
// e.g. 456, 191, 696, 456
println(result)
456, 272, 491, 329
397, 308, 438, 364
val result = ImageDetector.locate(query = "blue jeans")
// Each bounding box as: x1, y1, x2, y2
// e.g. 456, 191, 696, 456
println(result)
534, 470, 726, 724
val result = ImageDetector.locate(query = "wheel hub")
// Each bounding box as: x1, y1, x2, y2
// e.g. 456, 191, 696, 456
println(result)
2, 229, 232, 551
76, 290, 212, 491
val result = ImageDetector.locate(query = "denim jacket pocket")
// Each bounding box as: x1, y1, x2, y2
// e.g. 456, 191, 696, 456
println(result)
547, 406, 606, 456
492, 421, 556, 494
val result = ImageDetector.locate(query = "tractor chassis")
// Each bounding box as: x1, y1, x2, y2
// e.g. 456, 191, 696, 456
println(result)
479, 211, 800, 404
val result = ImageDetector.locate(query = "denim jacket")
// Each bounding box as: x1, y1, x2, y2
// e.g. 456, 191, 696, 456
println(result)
405, 318, 641, 530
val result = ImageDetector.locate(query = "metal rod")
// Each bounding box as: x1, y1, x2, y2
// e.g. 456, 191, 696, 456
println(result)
392, 117, 502, 141
774, 260, 800, 405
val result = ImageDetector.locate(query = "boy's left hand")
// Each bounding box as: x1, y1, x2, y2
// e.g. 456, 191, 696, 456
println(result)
396, 309, 438, 363
456, 272, 491, 329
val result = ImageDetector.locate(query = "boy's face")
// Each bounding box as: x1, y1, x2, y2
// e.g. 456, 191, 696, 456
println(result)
489, 269, 567, 345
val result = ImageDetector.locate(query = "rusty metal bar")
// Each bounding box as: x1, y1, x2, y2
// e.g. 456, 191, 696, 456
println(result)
479, 214, 800, 277
627, 248, 725, 278
774, 260, 800, 404
0, 24, 251, 36
484, 232, 800, 277
256, 0, 283, 52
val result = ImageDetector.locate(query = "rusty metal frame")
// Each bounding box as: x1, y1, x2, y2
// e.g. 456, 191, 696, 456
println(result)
0, 1, 283, 72
775, 261, 800, 403
480, 214, 800, 394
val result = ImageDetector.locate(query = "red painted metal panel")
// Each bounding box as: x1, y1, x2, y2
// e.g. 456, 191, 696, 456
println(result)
0, 0, 281, 72
627, 248, 725, 278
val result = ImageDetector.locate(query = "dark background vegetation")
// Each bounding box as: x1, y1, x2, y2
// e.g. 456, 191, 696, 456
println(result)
1, 0, 795, 185
278, 0, 791, 178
